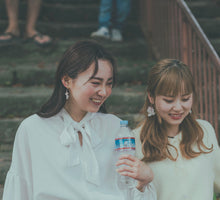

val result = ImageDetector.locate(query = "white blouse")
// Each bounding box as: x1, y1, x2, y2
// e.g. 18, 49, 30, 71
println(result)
134, 119, 220, 200
3, 108, 156, 200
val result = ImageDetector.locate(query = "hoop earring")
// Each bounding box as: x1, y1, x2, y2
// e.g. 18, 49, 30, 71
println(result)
65, 89, 69, 100
147, 106, 155, 117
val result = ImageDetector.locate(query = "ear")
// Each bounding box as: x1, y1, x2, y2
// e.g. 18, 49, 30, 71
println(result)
147, 92, 154, 104
61, 75, 71, 88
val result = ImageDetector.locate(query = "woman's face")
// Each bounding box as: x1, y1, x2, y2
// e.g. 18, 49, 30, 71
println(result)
63, 59, 113, 121
152, 93, 193, 129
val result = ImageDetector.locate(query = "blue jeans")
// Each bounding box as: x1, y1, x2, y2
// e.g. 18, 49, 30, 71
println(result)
98, 0, 131, 31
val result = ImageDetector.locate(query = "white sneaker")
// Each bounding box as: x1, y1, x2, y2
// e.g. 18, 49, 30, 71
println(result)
90, 27, 110, 39
111, 29, 123, 42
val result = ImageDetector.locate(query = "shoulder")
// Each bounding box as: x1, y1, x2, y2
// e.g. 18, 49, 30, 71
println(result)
196, 119, 218, 149
20, 113, 60, 129
17, 113, 62, 138
93, 112, 121, 125
196, 119, 214, 131
89, 113, 122, 138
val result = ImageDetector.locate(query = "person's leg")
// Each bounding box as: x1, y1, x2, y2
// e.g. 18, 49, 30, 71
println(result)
90, 0, 113, 39
0, 0, 20, 41
98, 0, 113, 28
115, 0, 131, 31
111, 0, 131, 41
26, 0, 51, 44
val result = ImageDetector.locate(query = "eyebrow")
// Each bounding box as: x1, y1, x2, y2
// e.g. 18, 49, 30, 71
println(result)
90, 77, 113, 81
163, 93, 191, 98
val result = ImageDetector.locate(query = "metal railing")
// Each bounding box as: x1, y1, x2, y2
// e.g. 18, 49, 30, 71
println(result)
139, 0, 220, 141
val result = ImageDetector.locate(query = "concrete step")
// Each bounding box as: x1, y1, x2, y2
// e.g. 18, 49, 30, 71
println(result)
0, 62, 152, 87
0, 37, 148, 59
0, 2, 138, 23
0, 37, 153, 86
0, 85, 146, 118
197, 18, 220, 39
0, 118, 21, 146
210, 38, 220, 55
0, 20, 142, 39
187, 1, 220, 18
0, 37, 149, 58
0, 152, 12, 185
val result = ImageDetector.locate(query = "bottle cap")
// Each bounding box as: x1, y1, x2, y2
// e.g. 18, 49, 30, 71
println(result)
120, 120, 128, 126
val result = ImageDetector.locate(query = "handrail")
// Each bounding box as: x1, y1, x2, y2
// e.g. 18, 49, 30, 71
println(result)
177, 0, 220, 69
138, 0, 220, 140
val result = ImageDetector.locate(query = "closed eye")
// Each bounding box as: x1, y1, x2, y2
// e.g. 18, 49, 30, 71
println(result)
182, 98, 190, 102
163, 99, 173, 103
91, 82, 100, 85
107, 82, 113, 86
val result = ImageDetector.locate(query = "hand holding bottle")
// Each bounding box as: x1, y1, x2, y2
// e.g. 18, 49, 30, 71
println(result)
116, 154, 154, 192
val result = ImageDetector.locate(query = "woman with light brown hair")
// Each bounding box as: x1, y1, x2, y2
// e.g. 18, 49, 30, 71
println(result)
134, 59, 220, 200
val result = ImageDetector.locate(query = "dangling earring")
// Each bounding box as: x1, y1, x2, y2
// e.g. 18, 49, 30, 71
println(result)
147, 106, 155, 117
65, 89, 69, 100
189, 110, 192, 114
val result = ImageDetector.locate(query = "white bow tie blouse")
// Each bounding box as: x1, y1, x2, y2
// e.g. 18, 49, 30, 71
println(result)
3, 108, 156, 200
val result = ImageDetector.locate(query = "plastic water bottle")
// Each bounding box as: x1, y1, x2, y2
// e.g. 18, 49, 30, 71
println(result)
115, 120, 136, 192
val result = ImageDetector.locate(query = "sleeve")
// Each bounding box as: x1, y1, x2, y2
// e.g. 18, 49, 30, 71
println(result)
2, 122, 33, 200
132, 182, 157, 200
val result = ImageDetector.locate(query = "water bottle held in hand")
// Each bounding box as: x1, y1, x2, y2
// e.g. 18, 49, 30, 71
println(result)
115, 120, 135, 188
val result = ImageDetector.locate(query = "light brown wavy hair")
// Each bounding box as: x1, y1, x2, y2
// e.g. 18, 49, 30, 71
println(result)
139, 59, 213, 162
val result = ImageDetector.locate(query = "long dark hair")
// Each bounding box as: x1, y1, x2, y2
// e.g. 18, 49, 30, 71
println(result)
139, 59, 213, 162
37, 40, 117, 118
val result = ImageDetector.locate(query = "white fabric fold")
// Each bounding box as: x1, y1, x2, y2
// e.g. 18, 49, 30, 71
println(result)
59, 109, 101, 186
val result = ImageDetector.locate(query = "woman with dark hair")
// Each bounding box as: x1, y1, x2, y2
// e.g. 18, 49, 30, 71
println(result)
132, 59, 220, 199
3, 40, 156, 200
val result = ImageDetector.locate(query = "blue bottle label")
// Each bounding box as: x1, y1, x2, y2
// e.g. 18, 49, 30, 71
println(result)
115, 137, 135, 151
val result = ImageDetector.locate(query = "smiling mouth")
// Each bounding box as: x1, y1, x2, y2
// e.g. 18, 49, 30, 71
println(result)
169, 113, 183, 119
91, 98, 103, 104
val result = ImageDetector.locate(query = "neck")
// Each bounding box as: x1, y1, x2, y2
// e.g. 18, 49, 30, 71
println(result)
166, 124, 180, 137
64, 102, 87, 122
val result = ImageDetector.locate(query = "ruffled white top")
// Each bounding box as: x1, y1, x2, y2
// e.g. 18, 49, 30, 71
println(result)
3, 108, 156, 200
134, 119, 220, 200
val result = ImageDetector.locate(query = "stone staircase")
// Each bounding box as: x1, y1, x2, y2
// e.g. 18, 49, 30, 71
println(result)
0, 0, 219, 198
0, 0, 155, 197
186, 0, 220, 56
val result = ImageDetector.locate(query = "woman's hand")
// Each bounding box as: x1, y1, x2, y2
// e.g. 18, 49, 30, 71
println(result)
116, 154, 154, 192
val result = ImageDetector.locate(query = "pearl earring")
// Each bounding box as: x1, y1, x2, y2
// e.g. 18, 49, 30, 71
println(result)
147, 106, 155, 117
65, 89, 69, 100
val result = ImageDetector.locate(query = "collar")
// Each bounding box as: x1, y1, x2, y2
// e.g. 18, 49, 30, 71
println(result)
58, 108, 101, 186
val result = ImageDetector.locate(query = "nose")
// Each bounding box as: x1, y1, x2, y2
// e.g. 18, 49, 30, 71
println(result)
98, 86, 107, 96
173, 100, 182, 111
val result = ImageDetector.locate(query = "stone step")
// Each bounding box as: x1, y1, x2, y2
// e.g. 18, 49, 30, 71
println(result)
198, 18, 220, 39
0, 151, 12, 185
187, 1, 220, 18
0, 62, 151, 87
210, 38, 220, 55
0, 85, 146, 118
0, 37, 148, 59
44, 0, 100, 3
0, 2, 138, 23
0, 20, 142, 39
0, 37, 153, 86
